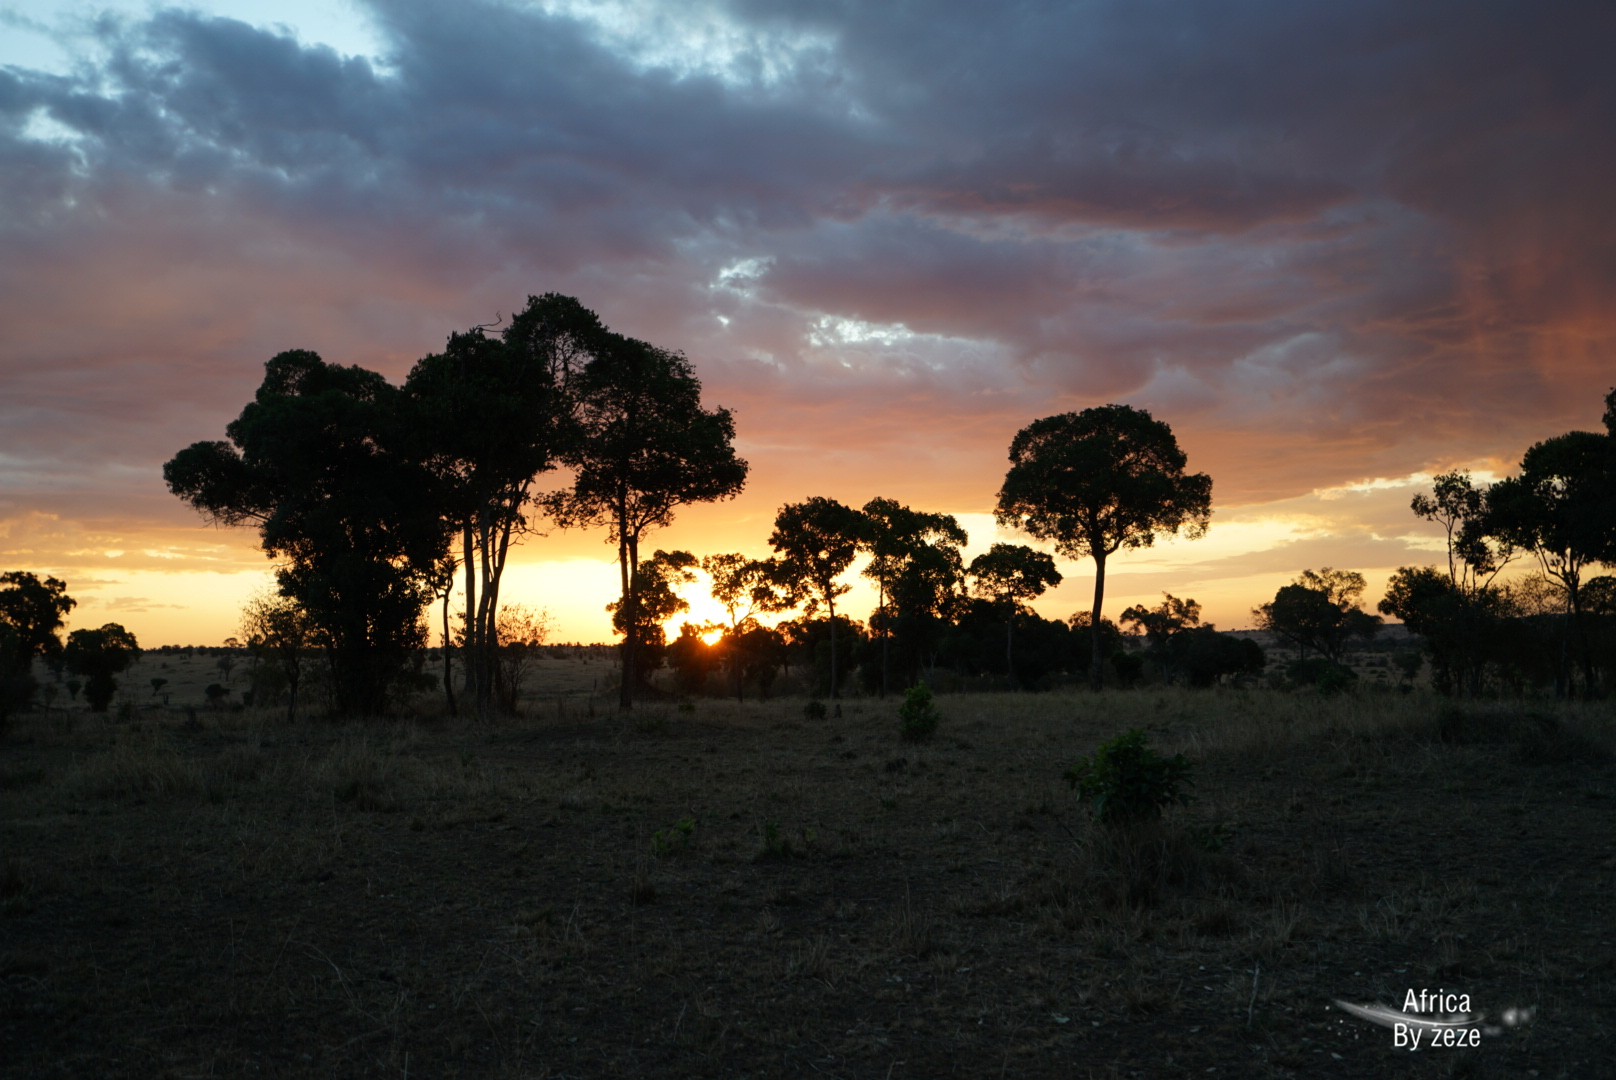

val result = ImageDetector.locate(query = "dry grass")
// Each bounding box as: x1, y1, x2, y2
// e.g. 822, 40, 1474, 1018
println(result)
2, 684, 1613, 1078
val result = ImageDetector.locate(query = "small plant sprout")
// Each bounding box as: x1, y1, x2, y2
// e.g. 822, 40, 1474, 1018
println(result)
651, 816, 696, 856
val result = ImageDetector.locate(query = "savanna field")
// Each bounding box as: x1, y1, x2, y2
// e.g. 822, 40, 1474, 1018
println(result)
3, 652, 1614, 1079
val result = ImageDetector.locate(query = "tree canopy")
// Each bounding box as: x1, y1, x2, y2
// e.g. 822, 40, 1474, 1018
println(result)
769, 498, 865, 699
995, 405, 1211, 689
165, 350, 447, 715
548, 333, 748, 708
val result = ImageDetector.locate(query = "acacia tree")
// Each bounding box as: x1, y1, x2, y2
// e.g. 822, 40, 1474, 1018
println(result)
0, 572, 75, 719
241, 591, 313, 724
1254, 568, 1381, 662
701, 553, 791, 701
1119, 593, 1201, 685
768, 498, 865, 699
995, 406, 1212, 690
405, 295, 597, 720
549, 335, 747, 709
1380, 471, 1517, 696
64, 623, 140, 712
164, 351, 447, 715
605, 550, 698, 691
1486, 429, 1616, 694
862, 499, 969, 695
966, 543, 1061, 688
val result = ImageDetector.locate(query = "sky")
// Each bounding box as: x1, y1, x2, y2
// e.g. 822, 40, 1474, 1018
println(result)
1, 0, 1613, 646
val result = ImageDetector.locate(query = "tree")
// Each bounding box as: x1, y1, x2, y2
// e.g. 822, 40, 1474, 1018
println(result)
1381, 471, 1519, 696
1486, 430, 1616, 694
405, 295, 597, 719
606, 550, 698, 691
768, 498, 866, 699
493, 604, 551, 713
995, 406, 1212, 690
165, 351, 447, 715
64, 624, 140, 712
701, 553, 791, 701
548, 334, 747, 709
241, 591, 314, 724
1254, 568, 1381, 662
0, 572, 75, 720
861, 498, 969, 693
1119, 593, 1201, 685
967, 543, 1062, 687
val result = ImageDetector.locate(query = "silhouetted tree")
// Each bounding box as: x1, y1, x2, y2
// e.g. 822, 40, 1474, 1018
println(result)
241, 590, 314, 724
406, 295, 596, 719
702, 553, 791, 701
861, 498, 968, 692
549, 336, 747, 709
995, 406, 1212, 690
666, 622, 717, 696
967, 543, 1062, 687
0, 571, 75, 720
1119, 593, 1201, 685
1170, 627, 1266, 687
164, 351, 446, 715
1254, 568, 1381, 662
1380, 471, 1517, 696
1487, 428, 1616, 694
606, 550, 698, 691
64, 623, 140, 712
769, 498, 865, 699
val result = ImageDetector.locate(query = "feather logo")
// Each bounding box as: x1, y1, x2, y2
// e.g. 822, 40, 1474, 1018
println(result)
1333, 993, 1534, 1050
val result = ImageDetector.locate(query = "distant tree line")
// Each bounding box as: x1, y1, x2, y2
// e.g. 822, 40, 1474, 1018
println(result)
5, 292, 1600, 720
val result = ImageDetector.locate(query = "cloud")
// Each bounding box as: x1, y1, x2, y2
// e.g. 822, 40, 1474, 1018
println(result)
0, 0, 1611, 641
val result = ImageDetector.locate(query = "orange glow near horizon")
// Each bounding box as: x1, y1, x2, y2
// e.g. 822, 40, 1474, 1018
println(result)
15, 470, 1475, 649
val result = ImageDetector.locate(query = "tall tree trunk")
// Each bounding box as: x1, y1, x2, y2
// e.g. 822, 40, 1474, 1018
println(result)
1089, 549, 1107, 692
827, 590, 839, 700
462, 524, 477, 716
441, 586, 457, 718
879, 578, 889, 698
1005, 601, 1015, 688
619, 531, 637, 710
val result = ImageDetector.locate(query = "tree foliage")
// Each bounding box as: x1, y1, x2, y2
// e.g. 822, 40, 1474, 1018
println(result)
606, 550, 698, 690
549, 336, 747, 708
996, 406, 1211, 689
768, 498, 865, 699
240, 590, 314, 724
64, 623, 140, 712
0, 572, 75, 719
165, 350, 446, 715
405, 294, 597, 719
861, 498, 968, 694
1254, 568, 1381, 661
967, 543, 1061, 687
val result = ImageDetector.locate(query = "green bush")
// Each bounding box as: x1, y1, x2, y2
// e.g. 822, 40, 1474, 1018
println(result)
897, 683, 939, 742
1063, 728, 1194, 825
1286, 657, 1356, 694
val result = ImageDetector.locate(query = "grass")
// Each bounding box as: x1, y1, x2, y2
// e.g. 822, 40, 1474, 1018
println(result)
1, 683, 1613, 1078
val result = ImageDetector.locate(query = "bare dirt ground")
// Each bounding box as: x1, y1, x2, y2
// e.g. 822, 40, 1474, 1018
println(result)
3, 679, 1613, 1079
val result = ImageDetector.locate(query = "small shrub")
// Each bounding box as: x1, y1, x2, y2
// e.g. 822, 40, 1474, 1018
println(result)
650, 815, 696, 856
1286, 657, 1356, 694
897, 684, 939, 742
1064, 728, 1194, 825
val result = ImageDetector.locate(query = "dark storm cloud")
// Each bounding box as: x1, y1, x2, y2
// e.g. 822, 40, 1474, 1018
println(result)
0, 0, 1612, 541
